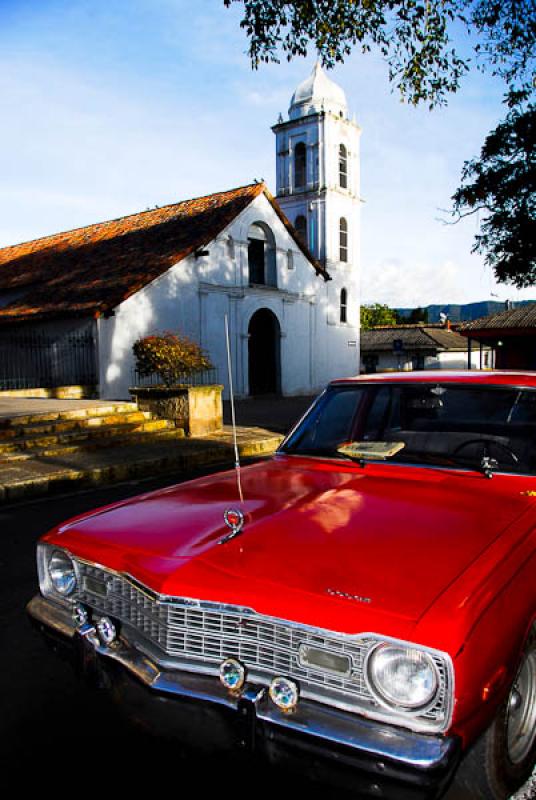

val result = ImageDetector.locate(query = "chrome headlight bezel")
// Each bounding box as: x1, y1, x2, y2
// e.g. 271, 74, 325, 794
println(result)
37, 543, 79, 604
365, 642, 440, 712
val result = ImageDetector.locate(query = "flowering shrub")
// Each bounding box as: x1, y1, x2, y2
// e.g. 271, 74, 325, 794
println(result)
133, 332, 212, 388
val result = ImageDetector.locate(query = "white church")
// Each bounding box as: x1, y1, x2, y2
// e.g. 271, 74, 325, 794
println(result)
0, 64, 361, 400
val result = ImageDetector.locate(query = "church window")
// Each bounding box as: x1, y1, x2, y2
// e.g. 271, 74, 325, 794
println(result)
295, 215, 307, 245
294, 142, 307, 189
339, 217, 348, 262
340, 288, 348, 323
287, 250, 294, 270
248, 223, 277, 287
339, 144, 348, 189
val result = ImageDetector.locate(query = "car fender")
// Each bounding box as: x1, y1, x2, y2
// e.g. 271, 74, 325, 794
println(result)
444, 547, 535, 747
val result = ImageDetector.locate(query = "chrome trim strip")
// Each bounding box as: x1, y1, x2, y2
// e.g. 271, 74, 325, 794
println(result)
255, 703, 456, 770
28, 581, 454, 736
69, 553, 440, 648
35, 550, 455, 732
27, 594, 74, 638
27, 594, 456, 772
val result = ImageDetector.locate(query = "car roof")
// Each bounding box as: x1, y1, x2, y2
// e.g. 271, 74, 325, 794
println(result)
332, 371, 536, 389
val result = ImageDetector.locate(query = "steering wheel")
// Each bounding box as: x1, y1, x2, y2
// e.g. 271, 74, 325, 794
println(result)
452, 438, 519, 465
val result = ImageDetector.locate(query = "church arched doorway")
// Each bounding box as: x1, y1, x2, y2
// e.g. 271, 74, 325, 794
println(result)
248, 309, 281, 395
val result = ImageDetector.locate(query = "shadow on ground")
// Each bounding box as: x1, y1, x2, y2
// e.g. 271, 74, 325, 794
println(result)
224, 394, 316, 435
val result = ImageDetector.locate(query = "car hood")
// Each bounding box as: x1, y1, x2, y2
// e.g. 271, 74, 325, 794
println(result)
51, 456, 535, 637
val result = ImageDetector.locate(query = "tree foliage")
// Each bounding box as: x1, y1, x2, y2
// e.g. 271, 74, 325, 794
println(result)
133, 332, 212, 388
361, 303, 398, 330
225, 0, 536, 286
401, 306, 430, 323
471, 1, 536, 105
224, 1, 535, 107
452, 104, 535, 288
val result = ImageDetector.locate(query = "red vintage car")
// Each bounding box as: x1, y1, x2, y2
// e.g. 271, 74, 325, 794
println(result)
28, 372, 535, 800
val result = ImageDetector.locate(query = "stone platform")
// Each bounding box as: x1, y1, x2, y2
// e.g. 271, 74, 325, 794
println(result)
0, 399, 282, 504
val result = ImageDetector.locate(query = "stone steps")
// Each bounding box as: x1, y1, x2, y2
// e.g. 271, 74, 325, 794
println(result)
0, 419, 183, 457
0, 410, 153, 440
0, 425, 284, 504
0, 401, 188, 460
2, 426, 187, 460
0, 402, 139, 428
0, 399, 284, 505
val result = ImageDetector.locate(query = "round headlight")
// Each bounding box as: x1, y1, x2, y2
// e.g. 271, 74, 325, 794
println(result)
48, 550, 77, 596
367, 644, 438, 710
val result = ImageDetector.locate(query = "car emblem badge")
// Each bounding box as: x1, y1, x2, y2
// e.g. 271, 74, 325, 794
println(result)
219, 508, 245, 545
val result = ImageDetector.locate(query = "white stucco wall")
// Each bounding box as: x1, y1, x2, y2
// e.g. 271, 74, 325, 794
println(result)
360, 348, 490, 373
425, 349, 491, 370
98, 192, 360, 400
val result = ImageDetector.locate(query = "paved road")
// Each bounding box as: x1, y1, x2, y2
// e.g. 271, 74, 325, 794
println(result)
1, 468, 533, 798
0, 469, 337, 795
224, 393, 317, 433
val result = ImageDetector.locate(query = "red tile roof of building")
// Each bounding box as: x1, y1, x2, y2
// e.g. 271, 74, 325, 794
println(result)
0, 183, 329, 324
459, 303, 536, 332
361, 324, 473, 352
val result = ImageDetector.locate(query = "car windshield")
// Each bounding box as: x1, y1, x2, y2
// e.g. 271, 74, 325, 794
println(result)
280, 382, 536, 475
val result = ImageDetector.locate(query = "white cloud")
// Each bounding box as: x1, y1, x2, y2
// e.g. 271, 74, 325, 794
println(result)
0, 2, 533, 305
362, 258, 467, 307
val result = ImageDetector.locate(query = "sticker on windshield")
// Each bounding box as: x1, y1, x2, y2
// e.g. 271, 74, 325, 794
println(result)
337, 441, 406, 460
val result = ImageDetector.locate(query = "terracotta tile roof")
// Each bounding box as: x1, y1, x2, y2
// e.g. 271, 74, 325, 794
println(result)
459, 303, 536, 332
361, 325, 471, 353
0, 183, 329, 324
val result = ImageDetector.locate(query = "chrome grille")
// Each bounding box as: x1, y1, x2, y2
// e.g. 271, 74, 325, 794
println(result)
75, 560, 451, 731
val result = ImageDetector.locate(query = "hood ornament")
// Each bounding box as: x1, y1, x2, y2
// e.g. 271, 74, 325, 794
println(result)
219, 508, 245, 545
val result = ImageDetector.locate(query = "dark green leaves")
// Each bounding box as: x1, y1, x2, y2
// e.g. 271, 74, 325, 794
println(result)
452, 105, 535, 288
224, 1, 469, 106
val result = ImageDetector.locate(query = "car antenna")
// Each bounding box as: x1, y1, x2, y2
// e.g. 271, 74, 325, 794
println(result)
224, 314, 244, 502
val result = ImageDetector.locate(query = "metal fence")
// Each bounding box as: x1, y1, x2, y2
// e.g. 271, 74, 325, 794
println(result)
0, 326, 97, 391
132, 367, 220, 388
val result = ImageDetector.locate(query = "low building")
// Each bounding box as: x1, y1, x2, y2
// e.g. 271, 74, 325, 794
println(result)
458, 304, 536, 371
360, 324, 491, 373
0, 183, 363, 400
0, 65, 363, 400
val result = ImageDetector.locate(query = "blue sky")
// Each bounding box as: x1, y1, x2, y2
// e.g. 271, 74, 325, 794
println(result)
0, 0, 533, 306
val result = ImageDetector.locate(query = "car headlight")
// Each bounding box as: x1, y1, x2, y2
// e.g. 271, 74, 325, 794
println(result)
367, 644, 439, 710
47, 549, 77, 596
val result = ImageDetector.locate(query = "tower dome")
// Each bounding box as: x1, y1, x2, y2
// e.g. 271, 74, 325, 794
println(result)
289, 61, 347, 120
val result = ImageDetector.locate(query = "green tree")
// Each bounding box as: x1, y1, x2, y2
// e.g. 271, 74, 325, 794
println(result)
224, 1, 534, 106
407, 306, 430, 323
225, 0, 535, 286
452, 104, 535, 288
361, 303, 398, 330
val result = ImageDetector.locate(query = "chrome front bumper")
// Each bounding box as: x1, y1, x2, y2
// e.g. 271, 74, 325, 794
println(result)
28, 594, 460, 797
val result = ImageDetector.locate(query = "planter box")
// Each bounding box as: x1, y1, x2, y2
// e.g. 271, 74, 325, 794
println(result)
130, 385, 223, 436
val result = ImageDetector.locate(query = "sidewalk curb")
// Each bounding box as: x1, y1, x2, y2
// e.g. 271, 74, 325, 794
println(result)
0, 433, 283, 505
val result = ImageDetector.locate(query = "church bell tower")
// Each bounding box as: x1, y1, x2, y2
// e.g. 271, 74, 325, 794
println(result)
272, 62, 361, 291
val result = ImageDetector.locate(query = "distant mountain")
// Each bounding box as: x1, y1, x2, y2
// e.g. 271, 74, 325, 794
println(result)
395, 300, 536, 323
